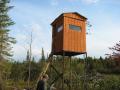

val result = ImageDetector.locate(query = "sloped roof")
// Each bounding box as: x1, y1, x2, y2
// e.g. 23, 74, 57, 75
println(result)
64, 12, 87, 19
51, 12, 87, 25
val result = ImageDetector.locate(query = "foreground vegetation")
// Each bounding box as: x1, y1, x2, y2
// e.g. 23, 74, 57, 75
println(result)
0, 56, 120, 90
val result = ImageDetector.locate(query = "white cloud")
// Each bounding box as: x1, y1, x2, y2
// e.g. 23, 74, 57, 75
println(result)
82, 0, 99, 4
66, 0, 99, 4
51, 0, 59, 6
12, 44, 26, 60
86, 11, 120, 58
12, 22, 51, 60
67, 0, 79, 2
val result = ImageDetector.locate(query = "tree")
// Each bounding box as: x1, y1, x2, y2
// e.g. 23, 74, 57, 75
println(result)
26, 50, 30, 61
10, 61, 22, 81
0, 0, 16, 61
27, 31, 33, 89
108, 41, 120, 60
41, 48, 45, 61
32, 57, 35, 61
0, 0, 16, 89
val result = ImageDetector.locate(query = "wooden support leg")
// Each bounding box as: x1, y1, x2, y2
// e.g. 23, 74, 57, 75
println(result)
69, 56, 72, 90
84, 52, 88, 90
62, 52, 65, 90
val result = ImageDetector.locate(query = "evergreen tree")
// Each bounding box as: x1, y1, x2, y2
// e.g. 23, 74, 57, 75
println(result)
109, 41, 120, 60
26, 50, 30, 61
41, 48, 45, 61
0, 0, 16, 60
99, 56, 103, 60
32, 56, 35, 61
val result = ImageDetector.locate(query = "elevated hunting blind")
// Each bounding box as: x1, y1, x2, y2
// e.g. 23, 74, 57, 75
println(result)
51, 12, 87, 56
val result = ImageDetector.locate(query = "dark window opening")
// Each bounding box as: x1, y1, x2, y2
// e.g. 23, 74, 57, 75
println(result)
57, 25, 63, 32
69, 24, 81, 31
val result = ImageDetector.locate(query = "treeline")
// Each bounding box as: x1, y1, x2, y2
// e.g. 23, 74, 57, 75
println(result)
87, 57, 120, 74
0, 55, 120, 90
0, 48, 47, 90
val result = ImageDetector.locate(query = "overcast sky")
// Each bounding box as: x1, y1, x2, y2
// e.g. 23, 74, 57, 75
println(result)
9, 0, 120, 60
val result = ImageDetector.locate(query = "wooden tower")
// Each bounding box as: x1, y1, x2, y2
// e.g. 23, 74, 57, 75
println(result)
51, 12, 87, 56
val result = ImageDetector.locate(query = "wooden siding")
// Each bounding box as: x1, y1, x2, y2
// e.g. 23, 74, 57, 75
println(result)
52, 17, 63, 53
51, 13, 87, 56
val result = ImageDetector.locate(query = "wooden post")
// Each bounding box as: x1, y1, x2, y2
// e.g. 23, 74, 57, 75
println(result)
69, 56, 72, 90
84, 52, 88, 90
62, 52, 65, 90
